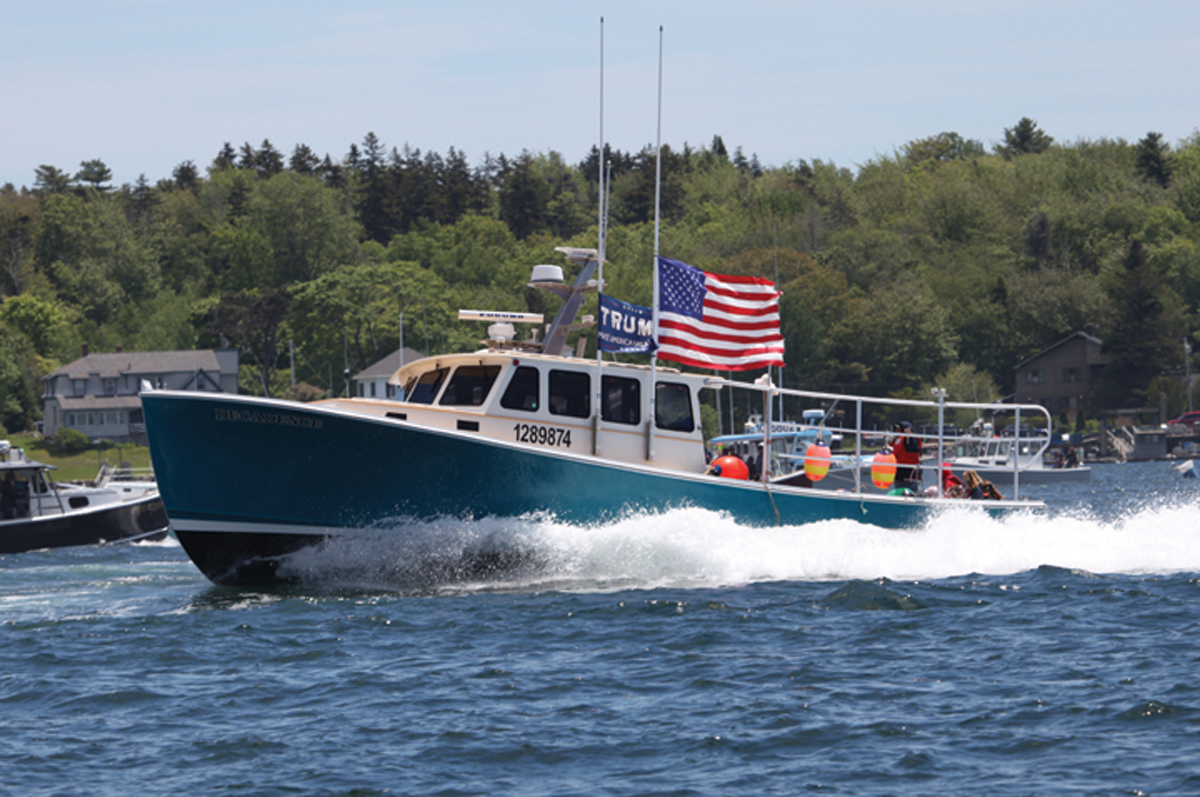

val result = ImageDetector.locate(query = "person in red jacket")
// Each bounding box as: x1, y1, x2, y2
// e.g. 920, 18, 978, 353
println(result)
890, 421, 923, 490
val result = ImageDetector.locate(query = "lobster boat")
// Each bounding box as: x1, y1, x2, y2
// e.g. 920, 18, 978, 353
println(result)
142, 248, 1046, 586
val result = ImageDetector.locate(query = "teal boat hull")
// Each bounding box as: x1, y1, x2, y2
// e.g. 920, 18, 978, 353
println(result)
142, 392, 1032, 585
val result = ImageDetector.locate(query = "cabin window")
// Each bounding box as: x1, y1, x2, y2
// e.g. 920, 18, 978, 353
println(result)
549, 370, 590, 418
601, 376, 641, 425
1026, 368, 1045, 384
655, 382, 695, 432
500, 366, 540, 412
1062, 367, 1080, 383
405, 367, 450, 404
439, 365, 502, 406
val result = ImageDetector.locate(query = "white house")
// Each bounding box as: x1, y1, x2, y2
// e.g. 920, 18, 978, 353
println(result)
42, 347, 239, 443
352, 347, 426, 400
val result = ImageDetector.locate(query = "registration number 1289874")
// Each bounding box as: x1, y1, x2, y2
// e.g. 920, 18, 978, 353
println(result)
513, 423, 572, 448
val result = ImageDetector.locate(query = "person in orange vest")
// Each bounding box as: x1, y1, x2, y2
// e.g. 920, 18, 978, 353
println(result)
890, 421, 923, 490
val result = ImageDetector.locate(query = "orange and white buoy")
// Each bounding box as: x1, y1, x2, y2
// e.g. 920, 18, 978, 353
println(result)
871, 450, 897, 489
804, 442, 832, 482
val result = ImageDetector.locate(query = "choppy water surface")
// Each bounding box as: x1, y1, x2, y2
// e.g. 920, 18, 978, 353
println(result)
4, 461, 1200, 795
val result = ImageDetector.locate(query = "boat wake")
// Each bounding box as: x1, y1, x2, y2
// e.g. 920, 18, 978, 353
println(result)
271, 494, 1200, 592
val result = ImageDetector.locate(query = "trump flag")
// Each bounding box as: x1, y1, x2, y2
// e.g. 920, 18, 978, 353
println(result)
598, 294, 657, 354
656, 256, 784, 371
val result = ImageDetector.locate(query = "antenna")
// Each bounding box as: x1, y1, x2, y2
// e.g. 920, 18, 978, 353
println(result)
595, 17, 607, 454
648, 25, 664, 462
598, 17, 605, 263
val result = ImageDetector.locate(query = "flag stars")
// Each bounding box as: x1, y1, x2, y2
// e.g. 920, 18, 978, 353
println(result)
659, 258, 707, 320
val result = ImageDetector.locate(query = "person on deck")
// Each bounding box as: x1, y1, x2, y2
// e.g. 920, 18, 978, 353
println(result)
962, 470, 1004, 500
1063, 445, 1079, 468
941, 464, 965, 498
1, 472, 17, 520
890, 421, 923, 491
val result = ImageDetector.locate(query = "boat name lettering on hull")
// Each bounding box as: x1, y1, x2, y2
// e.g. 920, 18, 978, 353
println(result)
513, 423, 571, 448
214, 408, 324, 430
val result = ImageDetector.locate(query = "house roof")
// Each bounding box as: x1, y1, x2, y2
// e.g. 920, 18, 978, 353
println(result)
354, 347, 428, 380
44, 350, 231, 381
51, 395, 145, 411
1013, 331, 1105, 371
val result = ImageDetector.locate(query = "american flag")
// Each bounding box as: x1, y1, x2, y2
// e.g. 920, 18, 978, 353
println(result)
656, 256, 784, 371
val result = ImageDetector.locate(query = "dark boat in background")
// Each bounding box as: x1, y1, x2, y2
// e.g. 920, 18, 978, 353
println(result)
0, 442, 168, 554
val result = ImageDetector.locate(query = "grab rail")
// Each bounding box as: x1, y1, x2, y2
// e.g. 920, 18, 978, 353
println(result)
702, 378, 1052, 501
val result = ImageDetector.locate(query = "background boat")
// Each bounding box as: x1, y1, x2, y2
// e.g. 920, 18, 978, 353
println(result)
0, 441, 168, 554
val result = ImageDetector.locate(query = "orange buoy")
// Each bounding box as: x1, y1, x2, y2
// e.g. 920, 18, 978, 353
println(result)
804, 442, 832, 481
871, 450, 897, 489
711, 455, 749, 480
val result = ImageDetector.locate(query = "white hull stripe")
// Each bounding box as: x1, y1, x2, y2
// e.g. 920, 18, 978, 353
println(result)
172, 518, 352, 537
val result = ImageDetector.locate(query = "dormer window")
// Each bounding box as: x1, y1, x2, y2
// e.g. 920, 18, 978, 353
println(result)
104, 378, 117, 395
73, 379, 87, 396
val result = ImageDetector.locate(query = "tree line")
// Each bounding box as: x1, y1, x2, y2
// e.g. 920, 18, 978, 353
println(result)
3, 119, 1200, 435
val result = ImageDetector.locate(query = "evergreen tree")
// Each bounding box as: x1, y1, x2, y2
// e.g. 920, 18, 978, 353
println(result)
1135, 132, 1173, 188
290, 143, 321, 176
75, 159, 113, 191
997, 117, 1053, 158
238, 142, 258, 171
33, 165, 73, 195
355, 133, 392, 244
212, 142, 237, 171
319, 155, 345, 191
254, 139, 284, 179
1095, 240, 1182, 409
441, 146, 486, 220
1023, 211, 1054, 265
733, 146, 749, 172
126, 174, 157, 223
172, 160, 199, 192
497, 151, 545, 240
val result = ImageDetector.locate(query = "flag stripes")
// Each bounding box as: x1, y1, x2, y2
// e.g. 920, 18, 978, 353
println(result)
656, 256, 784, 371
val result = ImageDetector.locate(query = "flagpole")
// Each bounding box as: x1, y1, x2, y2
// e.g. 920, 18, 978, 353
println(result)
594, 16, 606, 456
398, 310, 405, 401
648, 24, 663, 462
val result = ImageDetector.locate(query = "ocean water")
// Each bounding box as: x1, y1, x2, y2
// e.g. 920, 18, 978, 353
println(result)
3, 460, 1200, 796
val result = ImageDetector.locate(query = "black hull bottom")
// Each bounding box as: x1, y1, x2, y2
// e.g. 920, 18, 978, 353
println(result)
175, 529, 547, 588
0, 495, 169, 555
175, 530, 325, 586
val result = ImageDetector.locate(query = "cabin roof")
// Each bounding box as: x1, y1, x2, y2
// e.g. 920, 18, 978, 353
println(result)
0, 459, 53, 471
389, 350, 693, 384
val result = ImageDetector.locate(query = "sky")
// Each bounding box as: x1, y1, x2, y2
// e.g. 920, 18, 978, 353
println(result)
4, 0, 1200, 189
